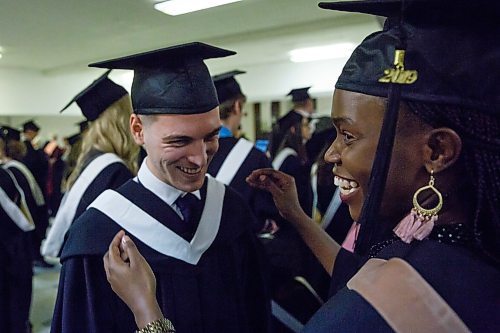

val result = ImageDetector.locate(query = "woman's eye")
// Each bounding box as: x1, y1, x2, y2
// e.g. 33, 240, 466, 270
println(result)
342, 131, 356, 144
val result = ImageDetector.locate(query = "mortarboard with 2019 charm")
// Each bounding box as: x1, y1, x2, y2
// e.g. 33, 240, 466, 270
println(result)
319, 0, 499, 112
212, 70, 246, 105
89, 42, 236, 115
59, 70, 128, 121
318, 0, 500, 253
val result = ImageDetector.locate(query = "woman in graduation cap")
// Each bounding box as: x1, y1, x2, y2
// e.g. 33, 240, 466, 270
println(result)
42, 71, 139, 258
105, 0, 500, 332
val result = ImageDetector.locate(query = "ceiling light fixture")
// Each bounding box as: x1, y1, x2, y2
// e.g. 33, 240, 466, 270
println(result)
289, 43, 356, 63
154, 0, 242, 16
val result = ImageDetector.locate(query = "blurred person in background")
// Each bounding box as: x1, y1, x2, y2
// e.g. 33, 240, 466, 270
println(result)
42, 70, 138, 258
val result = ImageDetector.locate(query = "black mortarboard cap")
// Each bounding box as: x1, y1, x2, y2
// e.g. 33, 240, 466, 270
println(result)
0, 126, 21, 141
287, 87, 311, 103
66, 133, 81, 146
319, 0, 500, 112
22, 120, 40, 132
89, 42, 236, 115
76, 120, 89, 133
212, 70, 246, 104
60, 70, 128, 121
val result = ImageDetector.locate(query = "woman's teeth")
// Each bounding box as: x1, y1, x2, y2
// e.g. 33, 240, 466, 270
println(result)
179, 166, 200, 174
334, 176, 359, 195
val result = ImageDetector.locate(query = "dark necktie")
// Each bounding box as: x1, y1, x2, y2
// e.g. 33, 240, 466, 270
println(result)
175, 193, 198, 224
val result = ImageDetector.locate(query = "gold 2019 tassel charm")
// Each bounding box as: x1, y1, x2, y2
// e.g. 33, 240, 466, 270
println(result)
378, 49, 418, 84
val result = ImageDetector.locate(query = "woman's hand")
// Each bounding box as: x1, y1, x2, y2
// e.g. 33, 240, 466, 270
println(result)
246, 168, 305, 223
103, 230, 163, 329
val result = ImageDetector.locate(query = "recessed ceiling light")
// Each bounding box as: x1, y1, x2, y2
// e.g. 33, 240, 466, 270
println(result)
0, 53, 3, 60
289, 43, 356, 63
154, 0, 242, 16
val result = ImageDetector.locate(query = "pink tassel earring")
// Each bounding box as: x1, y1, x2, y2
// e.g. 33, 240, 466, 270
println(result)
394, 170, 443, 243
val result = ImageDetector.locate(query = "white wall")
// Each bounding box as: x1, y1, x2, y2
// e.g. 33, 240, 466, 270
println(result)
0, 47, 349, 144
0, 11, 381, 143
0, 59, 341, 143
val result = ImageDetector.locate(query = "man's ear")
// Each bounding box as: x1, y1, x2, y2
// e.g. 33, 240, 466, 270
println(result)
232, 100, 241, 115
130, 114, 145, 145
423, 127, 462, 173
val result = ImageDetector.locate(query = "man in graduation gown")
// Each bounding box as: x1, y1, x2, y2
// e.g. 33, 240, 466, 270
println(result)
51, 42, 271, 333
20, 120, 52, 267
21, 120, 48, 195
0, 167, 35, 333
1, 126, 51, 269
208, 70, 279, 232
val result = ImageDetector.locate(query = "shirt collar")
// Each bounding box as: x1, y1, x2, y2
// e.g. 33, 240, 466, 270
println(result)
219, 125, 233, 138
294, 109, 311, 118
137, 157, 201, 206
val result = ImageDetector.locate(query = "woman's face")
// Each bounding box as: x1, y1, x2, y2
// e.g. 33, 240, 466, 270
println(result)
324, 89, 428, 223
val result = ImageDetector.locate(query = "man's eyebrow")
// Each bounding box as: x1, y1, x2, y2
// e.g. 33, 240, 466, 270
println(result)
162, 134, 191, 142
161, 127, 221, 142
205, 126, 222, 138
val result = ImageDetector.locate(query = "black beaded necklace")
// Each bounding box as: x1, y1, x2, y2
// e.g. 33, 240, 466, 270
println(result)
368, 223, 473, 258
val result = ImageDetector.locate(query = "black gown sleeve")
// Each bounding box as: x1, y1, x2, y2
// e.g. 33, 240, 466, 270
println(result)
238, 231, 272, 333
303, 287, 393, 333
51, 256, 136, 333
328, 248, 364, 297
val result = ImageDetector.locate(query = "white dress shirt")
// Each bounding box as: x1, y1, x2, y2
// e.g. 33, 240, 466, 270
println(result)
136, 157, 201, 220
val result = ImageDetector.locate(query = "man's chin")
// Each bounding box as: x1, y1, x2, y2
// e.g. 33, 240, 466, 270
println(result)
176, 178, 205, 192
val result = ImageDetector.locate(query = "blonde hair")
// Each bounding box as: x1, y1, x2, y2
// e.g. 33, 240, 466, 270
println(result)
66, 95, 139, 190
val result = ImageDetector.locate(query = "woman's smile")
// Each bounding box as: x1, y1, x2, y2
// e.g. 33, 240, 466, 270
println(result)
334, 175, 360, 202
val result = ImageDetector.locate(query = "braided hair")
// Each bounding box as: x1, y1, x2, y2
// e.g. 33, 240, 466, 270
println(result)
406, 101, 500, 262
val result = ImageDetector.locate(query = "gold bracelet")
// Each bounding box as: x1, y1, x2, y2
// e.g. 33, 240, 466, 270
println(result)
136, 318, 175, 333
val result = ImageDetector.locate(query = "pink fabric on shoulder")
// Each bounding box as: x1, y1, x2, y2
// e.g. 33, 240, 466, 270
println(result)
341, 222, 360, 252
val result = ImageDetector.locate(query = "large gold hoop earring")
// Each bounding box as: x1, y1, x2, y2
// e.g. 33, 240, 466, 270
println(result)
412, 170, 443, 218
394, 170, 443, 243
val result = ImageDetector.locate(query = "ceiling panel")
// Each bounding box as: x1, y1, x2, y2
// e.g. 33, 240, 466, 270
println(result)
0, 0, 378, 71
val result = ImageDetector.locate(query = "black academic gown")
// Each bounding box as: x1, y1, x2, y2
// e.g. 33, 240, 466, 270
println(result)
276, 153, 313, 218
42, 151, 133, 258
264, 152, 314, 304
70, 152, 133, 219
4, 161, 48, 260
304, 240, 500, 332
0, 168, 33, 333
303, 182, 353, 301
22, 139, 48, 196
208, 136, 280, 231
51, 177, 271, 333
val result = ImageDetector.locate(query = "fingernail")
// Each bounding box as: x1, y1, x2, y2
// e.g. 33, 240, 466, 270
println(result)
123, 236, 131, 243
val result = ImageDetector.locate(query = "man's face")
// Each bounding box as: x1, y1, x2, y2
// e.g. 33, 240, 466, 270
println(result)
131, 108, 221, 192
24, 129, 38, 141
